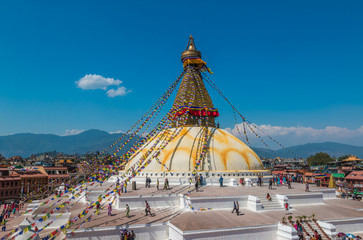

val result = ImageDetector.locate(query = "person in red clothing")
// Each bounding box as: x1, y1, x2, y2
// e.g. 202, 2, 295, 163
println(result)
284, 202, 289, 212
267, 193, 272, 202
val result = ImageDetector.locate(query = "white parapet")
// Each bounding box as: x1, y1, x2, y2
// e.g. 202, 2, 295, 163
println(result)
119, 171, 272, 186
245, 178, 252, 186
322, 217, 363, 236
186, 195, 248, 210
169, 223, 278, 240
116, 194, 182, 210
317, 220, 337, 240
68, 223, 168, 240
311, 189, 337, 199
276, 223, 299, 240
276, 194, 288, 207
247, 195, 262, 211
285, 192, 323, 206
229, 178, 238, 186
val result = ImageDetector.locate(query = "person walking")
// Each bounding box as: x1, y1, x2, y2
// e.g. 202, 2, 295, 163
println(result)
148, 177, 151, 188
156, 179, 159, 190
259, 176, 263, 186
269, 179, 273, 189
231, 201, 237, 214
166, 178, 169, 189
125, 204, 130, 218
236, 201, 240, 215
219, 176, 223, 187
305, 182, 309, 192
163, 179, 168, 190
195, 180, 199, 192
131, 230, 136, 240
96, 202, 101, 215
145, 201, 152, 216
108, 203, 112, 216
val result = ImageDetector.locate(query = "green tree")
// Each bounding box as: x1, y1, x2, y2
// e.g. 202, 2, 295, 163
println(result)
307, 152, 333, 166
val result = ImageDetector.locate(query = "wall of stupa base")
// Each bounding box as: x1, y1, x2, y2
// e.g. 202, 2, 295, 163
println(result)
68, 223, 278, 240
62, 219, 363, 240
117, 170, 271, 186
115, 194, 264, 212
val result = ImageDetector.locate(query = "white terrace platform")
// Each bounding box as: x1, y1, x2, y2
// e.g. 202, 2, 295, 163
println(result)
2, 182, 363, 240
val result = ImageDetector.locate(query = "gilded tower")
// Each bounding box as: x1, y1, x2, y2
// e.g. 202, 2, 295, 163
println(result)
172, 35, 219, 128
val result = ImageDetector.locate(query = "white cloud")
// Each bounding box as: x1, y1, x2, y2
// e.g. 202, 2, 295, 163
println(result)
64, 129, 84, 136
106, 86, 131, 97
109, 130, 123, 134
76, 74, 122, 90
227, 123, 363, 147
76, 74, 131, 97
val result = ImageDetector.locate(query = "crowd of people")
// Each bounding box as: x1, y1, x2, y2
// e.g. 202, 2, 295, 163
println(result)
147, 177, 171, 190
120, 229, 136, 240
338, 187, 362, 201
0, 201, 24, 232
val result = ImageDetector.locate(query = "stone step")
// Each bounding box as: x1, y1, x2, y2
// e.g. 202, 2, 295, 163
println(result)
260, 200, 280, 203
303, 222, 330, 240
262, 205, 282, 209
261, 207, 284, 210
261, 203, 282, 206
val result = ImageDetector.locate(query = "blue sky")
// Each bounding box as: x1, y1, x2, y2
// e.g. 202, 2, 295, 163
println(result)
0, 1, 363, 146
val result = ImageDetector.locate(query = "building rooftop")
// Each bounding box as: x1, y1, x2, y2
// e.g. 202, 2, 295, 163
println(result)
346, 171, 363, 181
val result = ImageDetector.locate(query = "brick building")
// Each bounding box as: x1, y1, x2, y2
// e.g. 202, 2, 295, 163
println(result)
15, 168, 48, 198
43, 166, 70, 191
345, 170, 363, 192
0, 168, 21, 203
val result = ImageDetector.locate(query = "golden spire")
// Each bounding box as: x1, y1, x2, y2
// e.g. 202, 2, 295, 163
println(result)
172, 35, 219, 128
187, 35, 196, 50
181, 35, 201, 61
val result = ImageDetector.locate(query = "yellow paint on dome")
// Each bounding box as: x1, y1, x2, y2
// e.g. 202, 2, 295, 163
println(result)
125, 127, 264, 172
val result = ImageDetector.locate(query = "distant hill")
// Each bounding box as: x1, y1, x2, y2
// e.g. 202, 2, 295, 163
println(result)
253, 142, 363, 159
1, 130, 363, 158
0, 129, 136, 158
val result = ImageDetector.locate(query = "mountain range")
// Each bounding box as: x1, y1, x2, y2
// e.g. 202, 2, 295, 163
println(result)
0, 129, 362, 159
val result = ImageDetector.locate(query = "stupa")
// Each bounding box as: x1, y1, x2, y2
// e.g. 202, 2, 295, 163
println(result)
122, 36, 268, 184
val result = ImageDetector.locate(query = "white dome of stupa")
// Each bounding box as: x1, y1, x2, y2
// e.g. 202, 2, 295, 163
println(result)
124, 126, 264, 173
